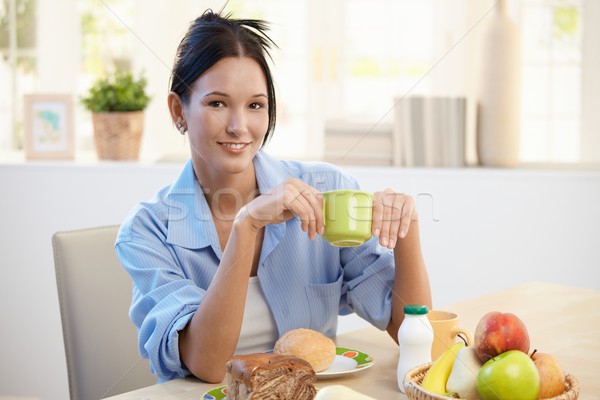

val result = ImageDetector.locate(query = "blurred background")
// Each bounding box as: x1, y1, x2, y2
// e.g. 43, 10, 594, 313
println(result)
1, 0, 598, 165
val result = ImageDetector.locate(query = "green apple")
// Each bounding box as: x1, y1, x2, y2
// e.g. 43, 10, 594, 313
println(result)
477, 350, 539, 400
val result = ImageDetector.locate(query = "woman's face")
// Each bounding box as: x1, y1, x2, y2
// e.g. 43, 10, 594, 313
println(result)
183, 56, 269, 179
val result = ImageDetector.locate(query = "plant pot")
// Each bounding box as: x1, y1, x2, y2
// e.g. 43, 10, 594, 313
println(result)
92, 111, 144, 160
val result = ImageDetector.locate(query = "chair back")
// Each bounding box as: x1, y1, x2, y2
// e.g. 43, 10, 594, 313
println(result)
52, 225, 156, 400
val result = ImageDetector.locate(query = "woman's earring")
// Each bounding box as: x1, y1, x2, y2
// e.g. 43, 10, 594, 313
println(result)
177, 123, 186, 135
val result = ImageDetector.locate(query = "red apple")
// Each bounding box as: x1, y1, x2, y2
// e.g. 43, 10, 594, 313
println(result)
474, 311, 530, 362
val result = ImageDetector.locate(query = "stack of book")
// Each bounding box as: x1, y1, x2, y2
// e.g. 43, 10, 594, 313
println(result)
393, 96, 467, 167
323, 119, 395, 166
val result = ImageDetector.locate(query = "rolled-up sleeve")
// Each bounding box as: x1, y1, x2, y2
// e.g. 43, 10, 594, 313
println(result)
116, 221, 205, 381
340, 240, 395, 331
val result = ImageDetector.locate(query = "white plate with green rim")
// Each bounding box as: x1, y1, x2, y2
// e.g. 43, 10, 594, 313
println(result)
316, 347, 375, 379
202, 385, 228, 399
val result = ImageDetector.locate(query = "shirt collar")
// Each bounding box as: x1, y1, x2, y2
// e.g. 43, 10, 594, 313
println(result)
254, 150, 288, 194
253, 151, 289, 263
164, 151, 289, 260
165, 159, 218, 253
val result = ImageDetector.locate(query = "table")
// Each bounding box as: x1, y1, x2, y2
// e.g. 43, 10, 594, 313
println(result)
0, 398, 41, 400
104, 282, 600, 399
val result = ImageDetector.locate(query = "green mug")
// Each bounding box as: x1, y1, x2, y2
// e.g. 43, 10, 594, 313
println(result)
322, 190, 373, 247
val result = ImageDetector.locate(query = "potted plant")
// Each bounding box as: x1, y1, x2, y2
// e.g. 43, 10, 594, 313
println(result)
81, 70, 151, 160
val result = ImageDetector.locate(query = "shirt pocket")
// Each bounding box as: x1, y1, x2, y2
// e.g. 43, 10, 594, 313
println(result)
305, 272, 343, 336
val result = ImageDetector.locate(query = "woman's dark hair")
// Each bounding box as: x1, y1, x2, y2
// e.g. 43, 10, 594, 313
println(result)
170, 9, 278, 147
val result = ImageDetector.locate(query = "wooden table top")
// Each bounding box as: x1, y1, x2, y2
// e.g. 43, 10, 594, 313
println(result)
104, 282, 600, 399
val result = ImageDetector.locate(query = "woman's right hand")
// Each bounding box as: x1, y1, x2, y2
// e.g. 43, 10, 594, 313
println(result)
238, 178, 324, 240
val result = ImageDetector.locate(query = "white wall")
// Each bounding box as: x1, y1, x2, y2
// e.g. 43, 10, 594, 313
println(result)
0, 159, 598, 399
0, 161, 181, 400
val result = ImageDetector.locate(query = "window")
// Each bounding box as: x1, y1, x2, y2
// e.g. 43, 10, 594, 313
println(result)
341, 0, 435, 120
77, 0, 135, 145
79, 0, 134, 80
0, 0, 36, 151
519, 0, 583, 163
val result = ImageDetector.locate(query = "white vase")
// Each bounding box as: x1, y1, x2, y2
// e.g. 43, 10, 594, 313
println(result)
477, 0, 522, 167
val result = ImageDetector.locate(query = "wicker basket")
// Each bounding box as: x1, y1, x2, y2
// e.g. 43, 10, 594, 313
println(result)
92, 111, 144, 160
404, 362, 579, 400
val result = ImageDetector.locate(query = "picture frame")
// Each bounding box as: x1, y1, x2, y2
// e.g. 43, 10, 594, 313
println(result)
24, 94, 74, 160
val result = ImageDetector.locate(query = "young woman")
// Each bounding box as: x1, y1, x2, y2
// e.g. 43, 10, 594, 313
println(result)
116, 10, 431, 383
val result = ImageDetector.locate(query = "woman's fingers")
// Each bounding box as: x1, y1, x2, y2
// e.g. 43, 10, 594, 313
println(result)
398, 196, 415, 239
372, 189, 416, 248
282, 179, 323, 240
387, 193, 404, 247
300, 186, 324, 239
379, 190, 394, 248
283, 184, 310, 230
372, 192, 384, 239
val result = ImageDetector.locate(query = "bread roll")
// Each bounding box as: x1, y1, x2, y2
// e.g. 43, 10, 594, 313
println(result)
274, 328, 337, 372
226, 353, 316, 400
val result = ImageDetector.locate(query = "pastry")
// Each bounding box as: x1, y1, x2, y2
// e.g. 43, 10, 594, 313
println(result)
225, 353, 316, 400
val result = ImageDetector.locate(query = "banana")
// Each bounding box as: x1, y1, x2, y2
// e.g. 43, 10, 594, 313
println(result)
421, 342, 465, 395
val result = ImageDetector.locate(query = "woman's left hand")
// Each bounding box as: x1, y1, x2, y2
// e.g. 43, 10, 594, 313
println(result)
371, 189, 418, 249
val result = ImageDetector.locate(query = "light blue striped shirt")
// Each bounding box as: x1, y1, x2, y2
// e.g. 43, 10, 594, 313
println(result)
115, 151, 395, 381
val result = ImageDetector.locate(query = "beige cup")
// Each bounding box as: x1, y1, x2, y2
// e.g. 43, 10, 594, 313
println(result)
428, 310, 473, 360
